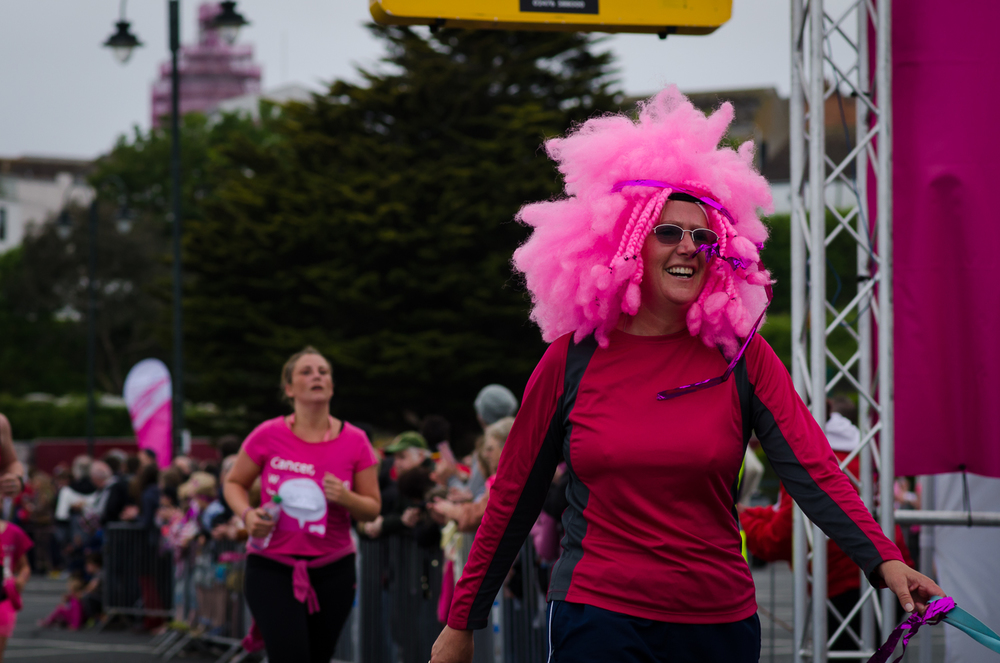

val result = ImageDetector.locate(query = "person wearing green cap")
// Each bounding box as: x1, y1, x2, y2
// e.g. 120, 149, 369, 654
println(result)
384, 431, 429, 455
362, 431, 431, 540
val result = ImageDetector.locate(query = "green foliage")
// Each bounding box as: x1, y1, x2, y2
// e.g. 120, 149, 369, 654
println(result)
180, 26, 621, 434
0, 395, 133, 439
758, 211, 867, 379
0, 112, 272, 411
0, 248, 87, 395
758, 312, 792, 370
0, 394, 242, 440
0, 198, 170, 395
760, 212, 866, 316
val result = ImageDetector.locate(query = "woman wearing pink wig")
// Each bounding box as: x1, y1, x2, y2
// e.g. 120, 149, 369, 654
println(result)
431, 87, 943, 663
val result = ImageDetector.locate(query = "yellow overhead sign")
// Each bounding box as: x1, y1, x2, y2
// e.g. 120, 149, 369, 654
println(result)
369, 0, 732, 36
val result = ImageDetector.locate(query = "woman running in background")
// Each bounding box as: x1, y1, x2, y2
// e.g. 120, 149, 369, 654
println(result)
225, 346, 380, 663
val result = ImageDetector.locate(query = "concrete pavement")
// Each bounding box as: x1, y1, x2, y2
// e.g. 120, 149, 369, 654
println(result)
4, 577, 215, 663
752, 561, 945, 662
4, 566, 943, 662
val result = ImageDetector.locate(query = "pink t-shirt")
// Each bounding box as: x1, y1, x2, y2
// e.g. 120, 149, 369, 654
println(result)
242, 417, 378, 559
0, 523, 31, 577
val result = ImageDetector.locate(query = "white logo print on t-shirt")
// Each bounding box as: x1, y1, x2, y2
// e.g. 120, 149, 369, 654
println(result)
277, 478, 328, 536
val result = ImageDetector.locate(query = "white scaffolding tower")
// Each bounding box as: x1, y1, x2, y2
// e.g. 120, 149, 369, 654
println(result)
789, 0, 894, 660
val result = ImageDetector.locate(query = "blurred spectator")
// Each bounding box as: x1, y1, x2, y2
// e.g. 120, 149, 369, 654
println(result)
431, 417, 513, 624
364, 432, 431, 540
100, 460, 134, 525
101, 450, 127, 478
467, 385, 519, 500
172, 456, 193, 480
40, 551, 102, 628
130, 463, 165, 630
39, 576, 85, 630
54, 456, 96, 577
24, 470, 56, 575
429, 417, 514, 532
161, 472, 216, 554
79, 552, 103, 625
80, 462, 113, 539
130, 464, 161, 537
422, 415, 472, 495
396, 466, 445, 548
159, 467, 184, 509
138, 449, 158, 469
474, 385, 519, 428
124, 455, 141, 479
202, 456, 237, 540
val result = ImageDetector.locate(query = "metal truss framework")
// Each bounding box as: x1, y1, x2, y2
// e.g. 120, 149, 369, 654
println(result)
788, 0, 894, 661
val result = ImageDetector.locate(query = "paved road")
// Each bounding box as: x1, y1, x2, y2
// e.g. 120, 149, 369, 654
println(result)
4, 577, 215, 663
5, 566, 942, 662
752, 561, 945, 663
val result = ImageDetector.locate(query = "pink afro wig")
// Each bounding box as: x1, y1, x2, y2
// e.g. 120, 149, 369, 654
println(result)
512, 86, 775, 355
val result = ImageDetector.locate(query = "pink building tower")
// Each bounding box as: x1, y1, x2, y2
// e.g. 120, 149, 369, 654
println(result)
150, 3, 262, 127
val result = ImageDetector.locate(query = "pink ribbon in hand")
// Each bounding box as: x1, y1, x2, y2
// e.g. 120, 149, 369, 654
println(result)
868, 596, 955, 663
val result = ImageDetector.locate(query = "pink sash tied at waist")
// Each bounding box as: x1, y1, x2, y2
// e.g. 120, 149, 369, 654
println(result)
241, 549, 351, 653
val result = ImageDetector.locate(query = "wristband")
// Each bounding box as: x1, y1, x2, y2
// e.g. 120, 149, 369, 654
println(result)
241, 506, 253, 522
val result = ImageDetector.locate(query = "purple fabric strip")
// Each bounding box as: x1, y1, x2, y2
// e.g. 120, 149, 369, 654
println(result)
611, 179, 738, 227
655, 272, 773, 400
694, 243, 755, 270
656, 294, 770, 401
867, 597, 955, 663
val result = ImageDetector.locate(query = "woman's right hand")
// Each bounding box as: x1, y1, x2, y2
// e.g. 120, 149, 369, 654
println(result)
430, 626, 474, 663
245, 508, 276, 539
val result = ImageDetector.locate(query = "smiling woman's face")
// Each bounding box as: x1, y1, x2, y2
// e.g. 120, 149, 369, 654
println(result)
638, 200, 711, 319
285, 353, 334, 405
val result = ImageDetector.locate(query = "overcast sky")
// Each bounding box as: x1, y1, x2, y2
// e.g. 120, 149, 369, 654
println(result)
0, 0, 791, 160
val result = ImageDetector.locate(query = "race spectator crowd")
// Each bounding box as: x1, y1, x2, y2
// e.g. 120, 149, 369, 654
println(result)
16, 435, 246, 629
6, 382, 555, 640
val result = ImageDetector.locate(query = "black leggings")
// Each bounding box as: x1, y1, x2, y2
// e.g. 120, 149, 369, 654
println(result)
244, 553, 356, 663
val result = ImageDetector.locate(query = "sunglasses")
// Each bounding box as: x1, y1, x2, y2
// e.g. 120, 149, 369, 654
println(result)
611, 179, 771, 400
652, 224, 719, 247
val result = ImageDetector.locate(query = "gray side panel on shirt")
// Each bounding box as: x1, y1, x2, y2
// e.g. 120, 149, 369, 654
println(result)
732, 356, 755, 518
750, 393, 887, 585
547, 335, 597, 601
466, 337, 595, 626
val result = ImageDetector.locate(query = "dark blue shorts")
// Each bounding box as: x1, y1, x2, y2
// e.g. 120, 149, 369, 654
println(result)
547, 600, 761, 663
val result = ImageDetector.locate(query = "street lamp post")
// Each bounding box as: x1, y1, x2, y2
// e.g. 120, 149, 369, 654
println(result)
168, 0, 185, 457
86, 199, 98, 459
104, 1, 248, 456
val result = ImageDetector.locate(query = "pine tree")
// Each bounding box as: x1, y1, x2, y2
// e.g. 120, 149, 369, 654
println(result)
182, 26, 621, 437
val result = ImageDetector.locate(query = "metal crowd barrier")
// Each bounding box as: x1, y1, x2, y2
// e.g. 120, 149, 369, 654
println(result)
154, 537, 251, 662
358, 535, 443, 663
103, 522, 174, 622
501, 537, 548, 663
105, 522, 551, 663
355, 531, 548, 663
